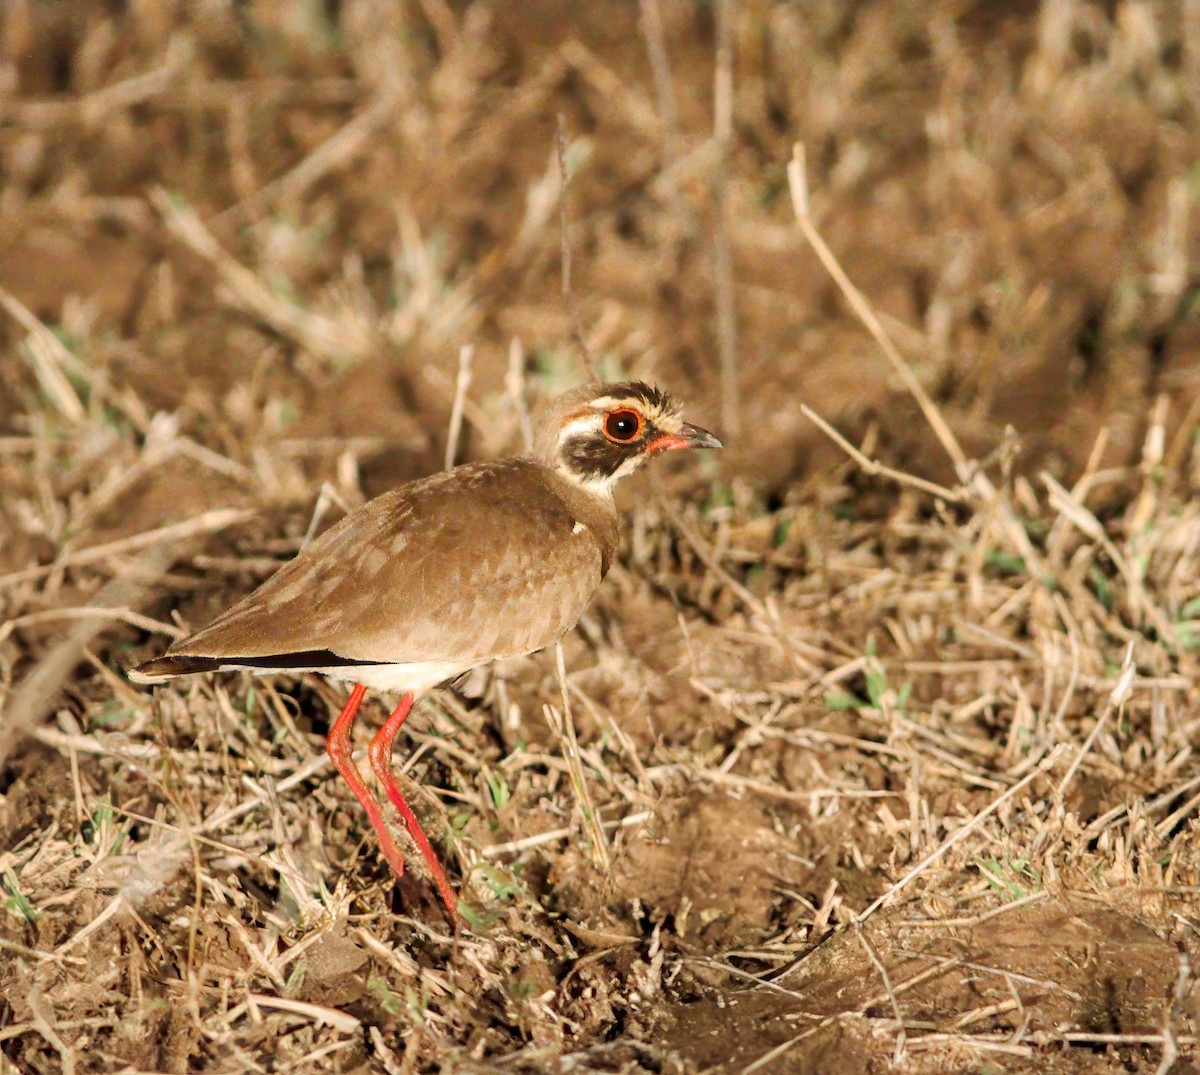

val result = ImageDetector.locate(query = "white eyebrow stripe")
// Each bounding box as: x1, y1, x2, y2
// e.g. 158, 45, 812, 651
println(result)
556, 415, 603, 441
586, 397, 629, 411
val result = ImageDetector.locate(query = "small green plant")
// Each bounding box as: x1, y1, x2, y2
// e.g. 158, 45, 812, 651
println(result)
474, 862, 524, 903
484, 770, 511, 810
507, 975, 539, 1001
85, 800, 125, 859
824, 691, 864, 710
445, 809, 472, 850
404, 985, 429, 1026
284, 959, 306, 997
1174, 595, 1200, 649
704, 482, 735, 514
3, 870, 38, 922
458, 900, 498, 931
367, 973, 407, 1016
974, 857, 1041, 900
825, 641, 911, 712
869, 642, 910, 709
93, 699, 135, 728
1088, 565, 1115, 612
985, 548, 1026, 575
237, 687, 258, 720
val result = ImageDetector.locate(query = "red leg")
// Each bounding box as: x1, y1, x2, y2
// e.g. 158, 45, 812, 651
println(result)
368, 693, 460, 920
325, 683, 410, 881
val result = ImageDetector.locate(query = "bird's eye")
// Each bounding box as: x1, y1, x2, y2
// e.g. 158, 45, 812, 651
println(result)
603, 409, 643, 444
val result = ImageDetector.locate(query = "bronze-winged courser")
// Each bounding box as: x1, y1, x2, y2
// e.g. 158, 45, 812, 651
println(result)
131, 381, 721, 919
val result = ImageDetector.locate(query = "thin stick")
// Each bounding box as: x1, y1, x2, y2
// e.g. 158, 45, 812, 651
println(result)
26, 983, 77, 1075
905, 1034, 1031, 1058
787, 144, 968, 477
32, 726, 162, 761
445, 344, 474, 470
857, 746, 1065, 924
152, 189, 372, 367
713, 0, 740, 435
199, 753, 333, 834
705, 769, 897, 803
506, 337, 534, 452
654, 494, 826, 674
217, 93, 395, 224
300, 481, 354, 549
0, 607, 185, 644
0, 545, 177, 767
1043, 471, 1174, 643
902, 889, 1048, 928
1154, 947, 1191, 1075
659, 497, 768, 618
481, 810, 653, 859
246, 993, 361, 1033
786, 141, 1052, 592
1055, 643, 1136, 799
855, 920, 906, 1065
1050, 1032, 1198, 1047
11, 33, 190, 130
0, 288, 86, 421
551, 644, 610, 870
0, 507, 255, 590
801, 404, 965, 502
556, 116, 600, 381
0, 939, 86, 967
54, 894, 124, 955
638, 0, 680, 180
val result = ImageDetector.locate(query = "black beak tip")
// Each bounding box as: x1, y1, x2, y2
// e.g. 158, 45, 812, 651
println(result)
683, 423, 723, 450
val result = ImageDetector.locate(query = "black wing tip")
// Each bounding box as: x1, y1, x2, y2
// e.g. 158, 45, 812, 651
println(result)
128, 654, 222, 683
128, 648, 379, 684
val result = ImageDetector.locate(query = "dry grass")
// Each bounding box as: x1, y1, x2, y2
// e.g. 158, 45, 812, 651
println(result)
2, 2, 1200, 1073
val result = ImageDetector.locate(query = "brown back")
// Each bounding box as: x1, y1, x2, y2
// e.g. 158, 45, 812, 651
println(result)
168, 458, 620, 666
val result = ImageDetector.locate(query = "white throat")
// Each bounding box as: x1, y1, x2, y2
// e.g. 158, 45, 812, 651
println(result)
557, 454, 643, 496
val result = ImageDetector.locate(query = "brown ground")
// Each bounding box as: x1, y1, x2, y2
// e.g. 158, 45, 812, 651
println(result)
2, 2, 1200, 1072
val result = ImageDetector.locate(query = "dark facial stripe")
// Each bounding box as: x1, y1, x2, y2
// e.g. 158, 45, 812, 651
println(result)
559, 432, 629, 480
553, 382, 678, 481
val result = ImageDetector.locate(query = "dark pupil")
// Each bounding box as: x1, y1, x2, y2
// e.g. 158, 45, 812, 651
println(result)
606, 412, 638, 441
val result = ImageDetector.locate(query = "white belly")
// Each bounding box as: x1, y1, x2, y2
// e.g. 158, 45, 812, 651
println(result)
187, 658, 483, 694
314, 659, 483, 694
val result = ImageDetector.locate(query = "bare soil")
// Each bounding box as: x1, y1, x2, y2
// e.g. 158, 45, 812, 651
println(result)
3, 3, 1200, 1073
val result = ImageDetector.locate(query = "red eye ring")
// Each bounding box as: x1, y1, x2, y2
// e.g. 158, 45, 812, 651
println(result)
603, 408, 644, 444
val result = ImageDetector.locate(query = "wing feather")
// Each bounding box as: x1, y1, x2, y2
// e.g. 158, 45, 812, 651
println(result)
167, 459, 615, 666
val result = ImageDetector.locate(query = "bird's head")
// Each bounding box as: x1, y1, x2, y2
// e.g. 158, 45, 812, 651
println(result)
535, 381, 722, 494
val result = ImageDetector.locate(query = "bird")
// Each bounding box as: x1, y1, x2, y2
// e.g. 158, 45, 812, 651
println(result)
130, 380, 722, 921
